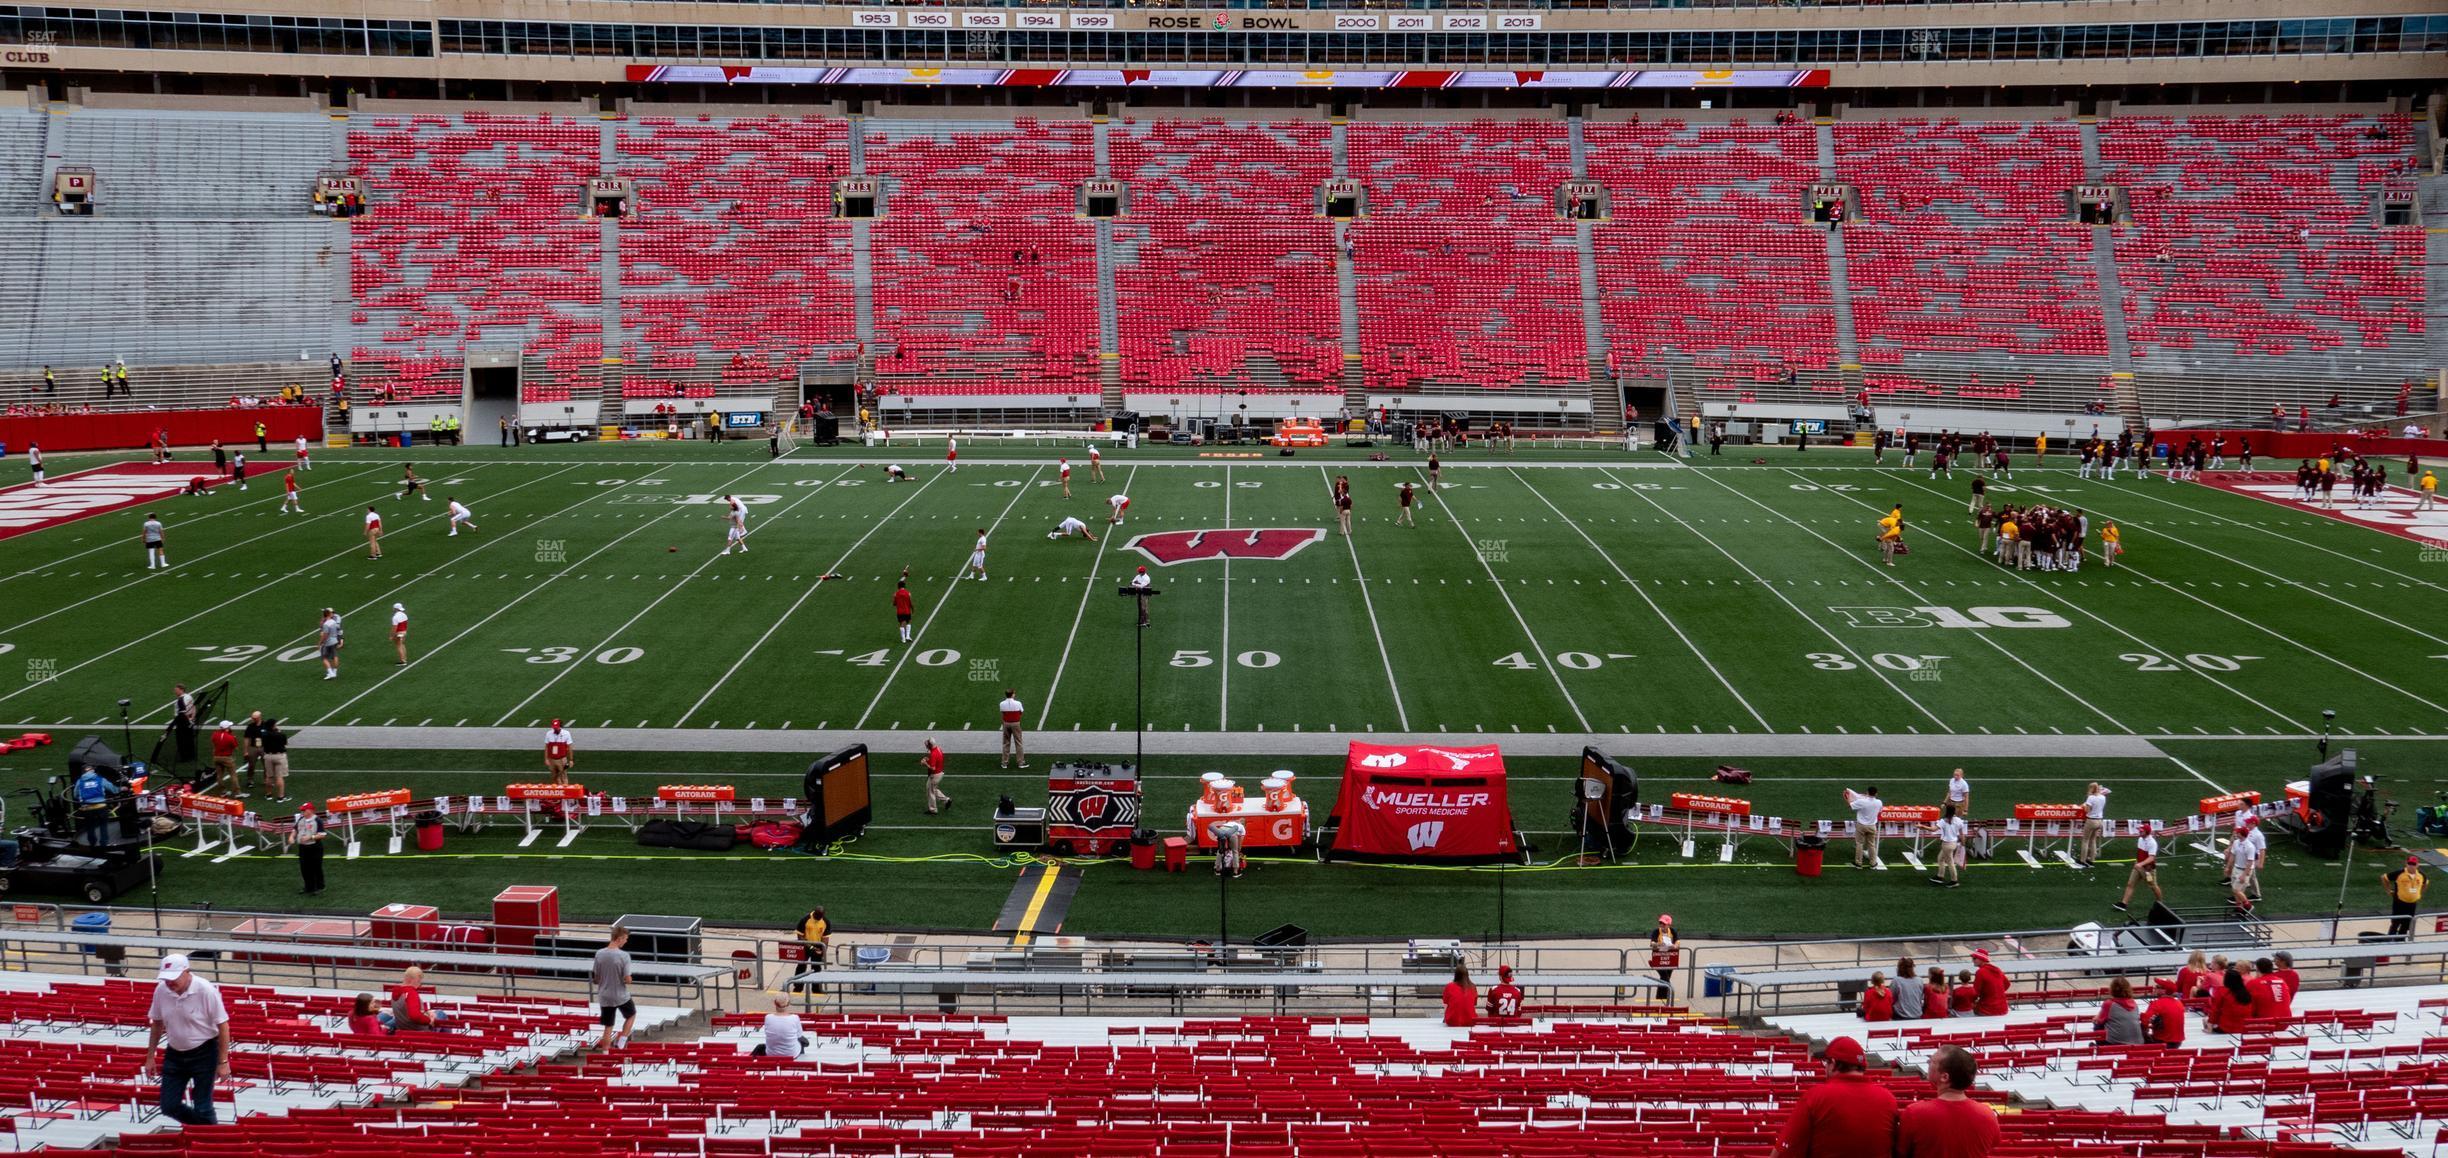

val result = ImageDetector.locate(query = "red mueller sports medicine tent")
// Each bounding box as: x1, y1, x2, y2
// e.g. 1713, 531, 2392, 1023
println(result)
1321, 743, 1526, 865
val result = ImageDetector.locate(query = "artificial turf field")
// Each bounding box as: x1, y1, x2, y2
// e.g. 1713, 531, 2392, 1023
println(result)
3, 438, 2444, 941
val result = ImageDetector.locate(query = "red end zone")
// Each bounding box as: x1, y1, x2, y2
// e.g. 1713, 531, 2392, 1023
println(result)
2196, 473, 2448, 547
0, 462, 227, 541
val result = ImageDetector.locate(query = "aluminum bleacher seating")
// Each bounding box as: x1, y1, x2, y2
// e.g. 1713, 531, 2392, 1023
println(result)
1834, 118, 2109, 374
1348, 120, 1587, 394
1767, 979, 2448, 1151
866, 118, 1099, 397
347, 112, 602, 400
1109, 118, 1342, 395
2102, 114, 2424, 375
1584, 119, 1840, 401
615, 115, 858, 392
0, 969, 684, 1152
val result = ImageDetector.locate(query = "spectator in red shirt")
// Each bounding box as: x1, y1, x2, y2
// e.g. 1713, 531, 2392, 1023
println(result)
1897, 1045, 1999, 1158
1485, 964, 1524, 1021
1923, 966, 1952, 1021
347, 993, 386, 1036
2208, 965, 2253, 1034
1772, 1036, 1897, 1158
2143, 989, 2187, 1048
1970, 949, 2009, 1016
2246, 957, 2288, 1025
1441, 965, 1478, 1028
1860, 972, 1895, 1022
1949, 971, 1977, 1015
2162, 950, 2211, 1001
2267, 951, 2300, 1018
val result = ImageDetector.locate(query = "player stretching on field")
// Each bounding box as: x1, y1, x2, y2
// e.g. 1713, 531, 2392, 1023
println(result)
280, 470, 303, 514
965, 528, 990, 581
363, 505, 383, 559
399, 464, 430, 501
446, 497, 478, 537
1107, 493, 1130, 525
884, 464, 909, 483
1048, 515, 1097, 542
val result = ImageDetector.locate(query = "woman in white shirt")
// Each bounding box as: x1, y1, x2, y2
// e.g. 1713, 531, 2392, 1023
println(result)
1927, 802, 1967, 889
1944, 768, 1972, 819
753, 992, 803, 1060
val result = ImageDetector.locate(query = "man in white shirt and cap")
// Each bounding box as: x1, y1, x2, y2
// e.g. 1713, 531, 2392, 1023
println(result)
143, 954, 233, 1125
2078, 782, 2110, 868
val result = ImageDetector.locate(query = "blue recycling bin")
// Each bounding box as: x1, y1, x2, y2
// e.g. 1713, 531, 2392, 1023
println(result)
1702, 964, 1738, 998
72, 912, 110, 956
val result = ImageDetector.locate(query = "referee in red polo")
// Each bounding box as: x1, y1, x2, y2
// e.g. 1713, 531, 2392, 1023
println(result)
1772, 1036, 1895, 1158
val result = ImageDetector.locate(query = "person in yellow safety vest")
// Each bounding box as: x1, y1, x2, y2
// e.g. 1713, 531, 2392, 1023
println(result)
2384, 856, 2426, 938
1876, 505, 1904, 567
446, 415, 461, 445
2419, 470, 2437, 513
2099, 521, 2121, 568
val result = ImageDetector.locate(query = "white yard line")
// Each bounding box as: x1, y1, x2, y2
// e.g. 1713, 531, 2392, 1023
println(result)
852, 466, 1045, 729
1322, 466, 1409, 732
2033, 485, 2448, 642
489, 460, 837, 727
1036, 465, 1138, 730
2109, 474, 2448, 593
1219, 464, 1232, 732
675, 466, 941, 726
1430, 469, 1592, 732
1680, 465, 2145, 734
0, 463, 592, 713
1874, 469, 2448, 720
334, 465, 868, 729
0, 462, 393, 592
1510, 466, 1775, 733
1591, 465, 1948, 734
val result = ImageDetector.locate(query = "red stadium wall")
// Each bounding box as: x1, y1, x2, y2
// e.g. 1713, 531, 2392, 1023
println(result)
2168, 428, 2448, 460
0, 407, 323, 454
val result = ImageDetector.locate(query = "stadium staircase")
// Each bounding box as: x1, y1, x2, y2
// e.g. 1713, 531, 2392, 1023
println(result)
0, 961, 2387, 1158
0, 102, 2427, 435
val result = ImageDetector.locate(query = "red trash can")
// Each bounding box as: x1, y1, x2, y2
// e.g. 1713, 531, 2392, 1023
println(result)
1795, 836, 1826, 878
415, 811, 446, 851
1130, 841, 1156, 871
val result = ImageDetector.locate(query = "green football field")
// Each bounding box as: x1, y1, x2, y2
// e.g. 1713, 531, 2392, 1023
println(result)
3, 438, 2443, 941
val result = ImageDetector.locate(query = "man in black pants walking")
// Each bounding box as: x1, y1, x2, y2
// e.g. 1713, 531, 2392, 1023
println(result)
290, 801, 327, 895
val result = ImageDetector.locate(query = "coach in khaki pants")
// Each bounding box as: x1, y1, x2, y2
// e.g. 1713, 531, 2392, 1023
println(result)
2079, 783, 2110, 868
1843, 786, 1885, 869
997, 689, 1027, 769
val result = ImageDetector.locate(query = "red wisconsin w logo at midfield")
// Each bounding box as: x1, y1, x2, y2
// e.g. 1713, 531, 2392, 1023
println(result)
1125, 528, 1327, 566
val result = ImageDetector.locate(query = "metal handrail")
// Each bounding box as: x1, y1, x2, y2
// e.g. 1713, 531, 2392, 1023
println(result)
0, 926, 738, 1008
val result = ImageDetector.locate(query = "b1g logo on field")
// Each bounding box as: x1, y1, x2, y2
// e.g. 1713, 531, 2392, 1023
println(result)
1126, 528, 1326, 567
1830, 605, 2072, 630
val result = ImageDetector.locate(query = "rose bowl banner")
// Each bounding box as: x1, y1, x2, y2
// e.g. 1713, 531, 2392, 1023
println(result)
1324, 742, 1521, 864
624, 65, 1827, 90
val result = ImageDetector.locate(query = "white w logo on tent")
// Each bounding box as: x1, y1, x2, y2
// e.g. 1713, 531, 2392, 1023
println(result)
1407, 821, 1444, 851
